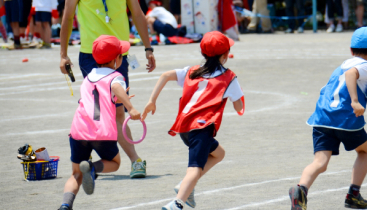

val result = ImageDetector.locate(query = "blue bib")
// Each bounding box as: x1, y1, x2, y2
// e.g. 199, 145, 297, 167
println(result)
307, 62, 367, 130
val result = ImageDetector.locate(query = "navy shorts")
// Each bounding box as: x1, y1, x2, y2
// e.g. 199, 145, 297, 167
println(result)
35, 11, 51, 24
180, 125, 219, 169
69, 136, 119, 164
79, 52, 129, 108
313, 127, 367, 155
5, 0, 20, 23
153, 19, 178, 37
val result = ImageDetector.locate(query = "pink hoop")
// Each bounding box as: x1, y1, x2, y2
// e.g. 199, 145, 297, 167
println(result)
237, 96, 245, 116
122, 116, 147, 144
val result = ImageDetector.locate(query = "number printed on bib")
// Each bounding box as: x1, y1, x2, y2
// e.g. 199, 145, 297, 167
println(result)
182, 80, 209, 113
330, 73, 346, 108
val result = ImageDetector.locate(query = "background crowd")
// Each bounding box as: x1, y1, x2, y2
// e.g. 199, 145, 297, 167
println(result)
0, 0, 366, 49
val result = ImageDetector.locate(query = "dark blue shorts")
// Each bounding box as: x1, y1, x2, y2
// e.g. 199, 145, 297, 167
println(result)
153, 19, 178, 37
5, 0, 20, 23
35, 11, 51, 24
180, 125, 219, 169
69, 136, 119, 164
79, 52, 129, 108
313, 127, 367, 155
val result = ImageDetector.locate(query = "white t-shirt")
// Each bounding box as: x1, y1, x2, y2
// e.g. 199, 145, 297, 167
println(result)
88, 68, 126, 102
148, 7, 178, 28
341, 57, 367, 95
175, 66, 244, 102
32, 0, 58, 12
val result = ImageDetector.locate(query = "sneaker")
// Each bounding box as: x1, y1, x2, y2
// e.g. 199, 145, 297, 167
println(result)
39, 42, 52, 49
285, 28, 294, 34
162, 200, 184, 210
289, 186, 307, 210
58, 204, 72, 210
174, 182, 196, 208
336, 24, 343, 32
326, 24, 335, 33
130, 158, 146, 178
345, 193, 367, 209
20, 37, 30, 45
297, 27, 304, 33
80, 161, 95, 195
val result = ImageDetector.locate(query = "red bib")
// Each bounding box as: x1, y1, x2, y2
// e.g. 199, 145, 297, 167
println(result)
169, 65, 237, 137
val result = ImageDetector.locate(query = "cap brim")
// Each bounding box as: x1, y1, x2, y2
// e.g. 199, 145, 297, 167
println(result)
228, 37, 234, 47
119, 41, 131, 55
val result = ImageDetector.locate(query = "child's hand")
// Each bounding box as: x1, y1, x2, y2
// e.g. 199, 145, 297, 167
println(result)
351, 101, 365, 117
142, 101, 156, 121
129, 108, 141, 120
125, 87, 135, 99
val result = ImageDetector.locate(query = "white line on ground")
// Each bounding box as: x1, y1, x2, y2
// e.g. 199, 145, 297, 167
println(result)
0, 112, 72, 123
109, 170, 349, 210
0, 98, 75, 104
224, 183, 367, 210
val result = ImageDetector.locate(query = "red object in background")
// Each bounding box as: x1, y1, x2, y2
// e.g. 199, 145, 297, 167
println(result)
167, 36, 194, 44
229, 54, 234, 58
0, 6, 5, 17
149, 0, 162, 6
22, 58, 29, 62
30, 7, 36, 16
52, 10, 59, 19
218, 0, 237, 32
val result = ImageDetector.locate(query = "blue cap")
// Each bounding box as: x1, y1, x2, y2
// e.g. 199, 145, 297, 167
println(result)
351, 27, 367, 48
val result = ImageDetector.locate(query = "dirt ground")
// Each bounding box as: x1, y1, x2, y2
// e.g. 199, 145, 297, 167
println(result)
0, 31, 364, 210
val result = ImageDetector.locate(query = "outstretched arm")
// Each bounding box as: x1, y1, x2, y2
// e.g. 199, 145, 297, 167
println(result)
112, 84, 141, 120
127, 0, 156, 72
346, 67, 364, 117
142, 70, 178, 120
59, 0, 78, 74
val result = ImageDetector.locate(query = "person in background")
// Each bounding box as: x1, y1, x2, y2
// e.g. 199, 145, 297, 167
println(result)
4, 0, 21, 48
247, 0, 272, 33
351, 0, 365, 28
0, 0, 7, 43
146, 0, 178, 38
284, 0, 305, 33
170, 0, 181, 24
325, 0, 349, 30
326, 0, 343, 33
218, 0, 240, 40
19, 0, 32, 44
32, 0, 58, 48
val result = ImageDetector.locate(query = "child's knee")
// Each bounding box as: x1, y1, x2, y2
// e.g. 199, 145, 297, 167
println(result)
314, 160, 328, 173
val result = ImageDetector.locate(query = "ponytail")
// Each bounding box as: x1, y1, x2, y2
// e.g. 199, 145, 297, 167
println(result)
189, 53, 223, 79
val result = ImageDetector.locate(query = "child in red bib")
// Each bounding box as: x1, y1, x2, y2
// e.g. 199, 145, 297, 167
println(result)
142, 31, 245, 210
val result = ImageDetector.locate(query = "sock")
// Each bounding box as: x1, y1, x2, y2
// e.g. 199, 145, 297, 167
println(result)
14, 36, 20, 45
34, 32, 41, 39
92, 160, 104, 173
349, 184, 361, 196
174, 199, 184, 209
299, 185, 308, 196
19, 33, 25, 38
0, 25, 7, 40
62, 192, 76, 208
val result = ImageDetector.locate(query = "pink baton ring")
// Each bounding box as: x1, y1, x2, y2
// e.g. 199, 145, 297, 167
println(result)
237, 96, 245, 116
122, 116, 147, 144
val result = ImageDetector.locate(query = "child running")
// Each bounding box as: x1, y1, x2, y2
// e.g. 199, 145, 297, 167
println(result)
142, 31, 244, 210
58, 35, 141, 210
289, 27, 367, 210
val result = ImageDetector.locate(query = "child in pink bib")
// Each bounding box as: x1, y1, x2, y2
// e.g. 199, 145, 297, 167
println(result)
59, 35, 141, 210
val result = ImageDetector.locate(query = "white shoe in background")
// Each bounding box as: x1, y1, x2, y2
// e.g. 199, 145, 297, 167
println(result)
335, 24, 343, 32
326, 24, 335, 33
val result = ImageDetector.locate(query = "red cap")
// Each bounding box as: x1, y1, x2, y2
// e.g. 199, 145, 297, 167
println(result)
92, 35, 130, 64
200, 31, 234, 57
149, 0, 162, 6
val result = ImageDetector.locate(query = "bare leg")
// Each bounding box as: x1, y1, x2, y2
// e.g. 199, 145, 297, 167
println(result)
352, 141, 367, 186
299, 150, 332, 189
42, 22, 51, 44
177, 144, 226, 202
116, 105, 140, 162
63, 162, 83, 195
35, 22, 44, 40
101, 153, 121, 173
10, 22, 20, 36
356, 5, 364, 27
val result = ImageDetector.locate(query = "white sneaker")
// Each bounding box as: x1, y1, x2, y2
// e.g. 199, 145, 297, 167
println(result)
162, 200, 184, 210
297, 27, 304, 33
174, 182, 196, 208
335, 24, 343, 32
326, 24, 335, 33
20, 37, 30, 45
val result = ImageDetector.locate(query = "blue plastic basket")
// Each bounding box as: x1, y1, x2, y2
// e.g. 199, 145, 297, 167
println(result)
21, 156, 59, 181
